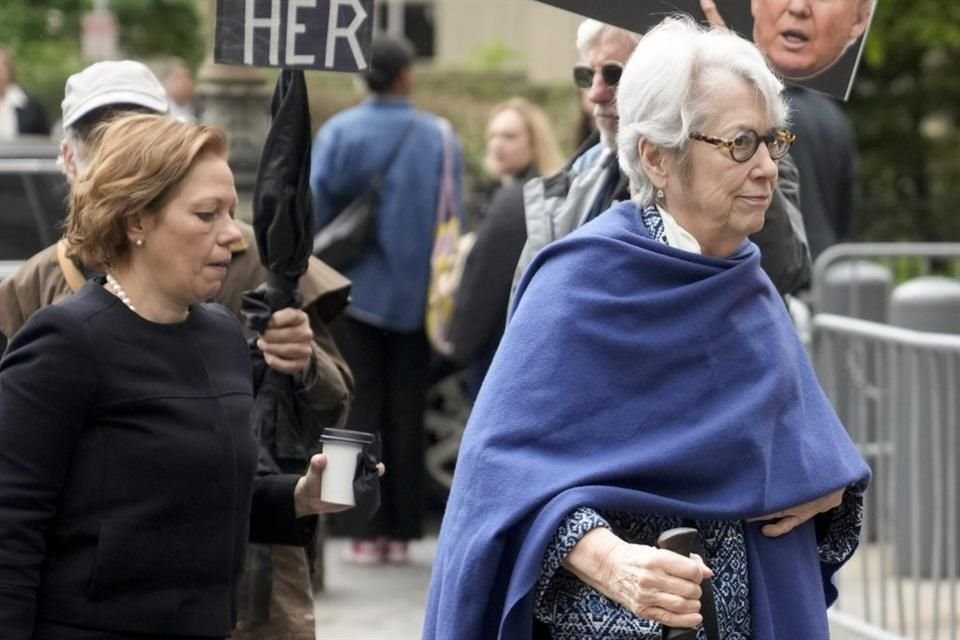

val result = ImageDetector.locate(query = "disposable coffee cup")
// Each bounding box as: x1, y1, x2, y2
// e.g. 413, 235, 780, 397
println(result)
317, 428, 375, 507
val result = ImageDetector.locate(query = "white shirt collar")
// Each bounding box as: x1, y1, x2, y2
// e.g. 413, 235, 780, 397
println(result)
0, 85, 28, 141
1, 84, 28, 109
656, 204, 702, 254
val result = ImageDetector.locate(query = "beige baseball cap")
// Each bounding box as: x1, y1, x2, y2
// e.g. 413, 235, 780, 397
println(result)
61, 60, 169, 129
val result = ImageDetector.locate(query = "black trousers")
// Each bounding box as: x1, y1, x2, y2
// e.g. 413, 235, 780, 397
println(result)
330, 316, 430, 540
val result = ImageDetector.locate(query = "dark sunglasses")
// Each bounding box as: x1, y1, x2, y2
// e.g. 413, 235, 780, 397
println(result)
572, 62, 624, 89
688, 127, 797, 163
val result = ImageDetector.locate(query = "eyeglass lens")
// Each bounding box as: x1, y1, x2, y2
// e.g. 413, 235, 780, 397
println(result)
573, 63, 623, 89
731, 130, 791, 161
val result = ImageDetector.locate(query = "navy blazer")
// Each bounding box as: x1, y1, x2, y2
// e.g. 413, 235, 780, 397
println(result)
14, 91, 50, 136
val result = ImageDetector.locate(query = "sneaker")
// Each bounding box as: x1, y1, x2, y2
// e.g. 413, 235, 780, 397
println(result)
342, 539, 383, 565
384, 540, 409, 565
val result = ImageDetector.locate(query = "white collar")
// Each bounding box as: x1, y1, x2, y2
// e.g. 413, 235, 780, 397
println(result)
655, 204, 702, 254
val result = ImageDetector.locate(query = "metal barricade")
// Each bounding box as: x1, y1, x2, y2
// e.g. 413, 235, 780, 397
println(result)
812, 243, 960, 320
814, 314, 960, 639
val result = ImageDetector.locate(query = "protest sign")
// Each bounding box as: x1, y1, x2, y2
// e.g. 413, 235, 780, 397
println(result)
215, 0, 374, 71
535, 0, 878, 100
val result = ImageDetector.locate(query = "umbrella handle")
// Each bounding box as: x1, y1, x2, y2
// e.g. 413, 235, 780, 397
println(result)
656, 527, 721, 640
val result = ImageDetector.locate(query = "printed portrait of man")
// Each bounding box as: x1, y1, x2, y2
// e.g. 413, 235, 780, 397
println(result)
750, 0, 875, 80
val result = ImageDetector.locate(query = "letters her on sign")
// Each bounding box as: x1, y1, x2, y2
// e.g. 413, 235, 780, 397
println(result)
215, 0, 374, 72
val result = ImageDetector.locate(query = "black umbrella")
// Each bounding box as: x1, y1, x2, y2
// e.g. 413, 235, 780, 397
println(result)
248, 68, 314, 318
239, 68, 314, 466
237, 67, 316, 624
240, 68, 380, 513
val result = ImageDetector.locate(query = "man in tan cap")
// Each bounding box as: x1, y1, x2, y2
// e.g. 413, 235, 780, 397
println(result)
0, 59, 352, 640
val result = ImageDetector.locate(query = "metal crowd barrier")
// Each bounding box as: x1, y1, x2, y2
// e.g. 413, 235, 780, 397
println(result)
811, 243, 960, 321
814, 313, 960, 639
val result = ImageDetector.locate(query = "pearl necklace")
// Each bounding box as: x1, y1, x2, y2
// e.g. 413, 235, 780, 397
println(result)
105, 273, 136, 313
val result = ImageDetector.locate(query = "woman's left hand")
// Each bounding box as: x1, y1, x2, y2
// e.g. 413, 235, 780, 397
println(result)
294, 454, 386, 517
257, 308, 314, 375
749, 488, 846, 537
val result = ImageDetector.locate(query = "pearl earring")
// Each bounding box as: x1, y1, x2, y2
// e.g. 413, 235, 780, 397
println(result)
135, 238, 144, 247
656, 188, 664, 201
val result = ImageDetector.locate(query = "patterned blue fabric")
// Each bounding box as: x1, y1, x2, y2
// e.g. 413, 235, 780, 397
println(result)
533, 492, 864, 639
639, 204, 667, 245
423, 200, 871, 640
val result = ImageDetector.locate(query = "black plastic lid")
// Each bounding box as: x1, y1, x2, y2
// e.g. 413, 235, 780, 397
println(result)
318, 428, 375, 447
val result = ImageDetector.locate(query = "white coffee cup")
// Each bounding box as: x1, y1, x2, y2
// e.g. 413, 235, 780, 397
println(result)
317, 428, 375, 507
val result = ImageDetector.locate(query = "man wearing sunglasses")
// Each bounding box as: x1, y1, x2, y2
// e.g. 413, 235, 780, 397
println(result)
513, 20, 811, 303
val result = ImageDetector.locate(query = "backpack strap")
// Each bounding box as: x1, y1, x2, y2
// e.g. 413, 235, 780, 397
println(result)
371, 115, 419, 188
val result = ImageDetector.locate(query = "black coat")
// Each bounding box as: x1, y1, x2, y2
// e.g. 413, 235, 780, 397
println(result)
784, 86, 859, 259
448, 180, 529, 394
14, 91, 50, 136
0, 282, 312, 639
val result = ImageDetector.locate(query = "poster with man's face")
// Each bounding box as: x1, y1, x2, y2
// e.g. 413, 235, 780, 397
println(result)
535, 0, 878, 100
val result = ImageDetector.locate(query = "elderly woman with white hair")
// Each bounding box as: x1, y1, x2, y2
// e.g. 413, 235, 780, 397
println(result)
423, 17, 869, 640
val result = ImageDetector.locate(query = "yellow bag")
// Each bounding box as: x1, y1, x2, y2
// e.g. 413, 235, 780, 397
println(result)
425, 118, 462, 355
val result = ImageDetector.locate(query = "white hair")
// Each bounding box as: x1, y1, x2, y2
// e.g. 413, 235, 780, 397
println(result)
616, 16, 789, 205
575, 19, 640, 60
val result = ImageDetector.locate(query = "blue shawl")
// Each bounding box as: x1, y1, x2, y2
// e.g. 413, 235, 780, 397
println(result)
423, 201, 870, 639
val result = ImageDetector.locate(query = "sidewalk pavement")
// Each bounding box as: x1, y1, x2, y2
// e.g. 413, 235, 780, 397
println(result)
314, 536, 437, 639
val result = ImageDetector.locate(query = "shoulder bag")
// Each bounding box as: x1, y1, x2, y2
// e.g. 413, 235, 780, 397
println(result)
313, 116, 418, 270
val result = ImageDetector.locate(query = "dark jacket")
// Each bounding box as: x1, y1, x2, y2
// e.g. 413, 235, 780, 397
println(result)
0, 282, 313, 639
784, 86, 859, 259
448, 182, 528, 395
14, 90, 50, 136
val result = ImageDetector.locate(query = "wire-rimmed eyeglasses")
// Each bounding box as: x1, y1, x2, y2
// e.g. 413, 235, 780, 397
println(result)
572, 62, 624, 89
688, 128, 797, 163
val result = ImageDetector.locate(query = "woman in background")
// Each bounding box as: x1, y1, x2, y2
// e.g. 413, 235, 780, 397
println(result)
0, 46, 49, 139
483, 97, 564, 190
447, 98, 563, 397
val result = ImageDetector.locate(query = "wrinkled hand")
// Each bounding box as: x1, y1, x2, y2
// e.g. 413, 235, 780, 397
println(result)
257, 308, 314, 375
293, 454, 386, 518
749, 488, 846, 537
596, 534, 713, 628
699, 0, 727, 27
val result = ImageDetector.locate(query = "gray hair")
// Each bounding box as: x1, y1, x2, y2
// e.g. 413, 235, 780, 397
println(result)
575, 19, 640, 60
59, 128, 88, 176
616, 16, 789, 205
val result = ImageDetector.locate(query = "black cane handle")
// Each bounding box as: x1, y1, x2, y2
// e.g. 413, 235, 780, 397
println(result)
656, 527, 720, 640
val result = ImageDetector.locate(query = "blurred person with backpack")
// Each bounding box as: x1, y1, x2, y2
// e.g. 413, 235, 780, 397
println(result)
310, 34, 463, 565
